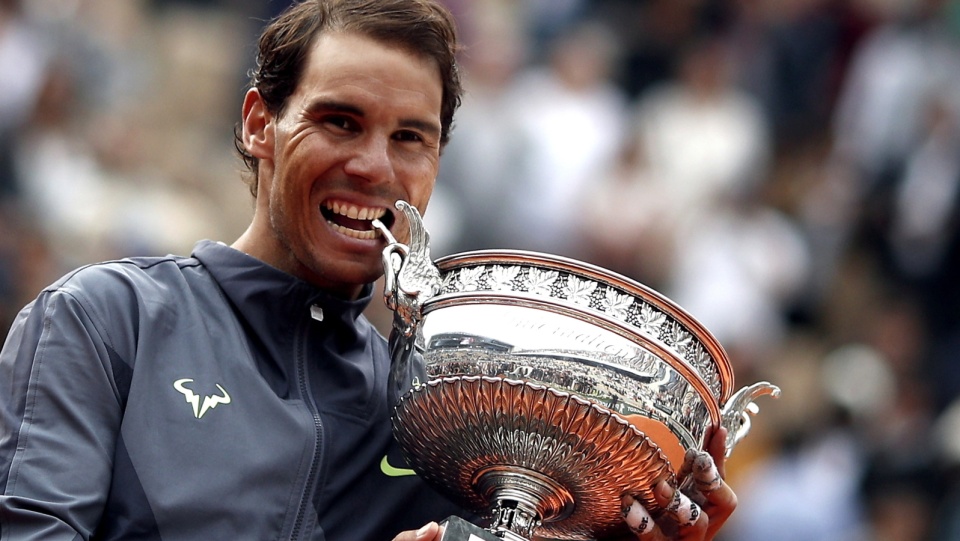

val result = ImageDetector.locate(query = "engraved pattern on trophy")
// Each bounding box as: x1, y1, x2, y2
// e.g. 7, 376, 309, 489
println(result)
377, 201, 442, 338
437, 262, 725, 400
394, 376, 669, 540
379, 200, 780, 541
376, 202, 444, 405
720, 381, 783, 458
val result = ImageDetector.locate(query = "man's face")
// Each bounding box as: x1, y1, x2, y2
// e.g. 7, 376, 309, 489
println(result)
240, 31, 443, 298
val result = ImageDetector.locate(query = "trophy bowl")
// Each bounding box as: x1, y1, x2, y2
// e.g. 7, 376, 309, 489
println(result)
380, 202, 779, 541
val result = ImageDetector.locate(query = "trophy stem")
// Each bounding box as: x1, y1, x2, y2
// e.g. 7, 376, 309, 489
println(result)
489, 504, 537, 541
475, 466, 574, 540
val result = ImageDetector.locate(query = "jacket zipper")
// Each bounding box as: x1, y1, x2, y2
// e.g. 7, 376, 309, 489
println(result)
290, 313, 324, 540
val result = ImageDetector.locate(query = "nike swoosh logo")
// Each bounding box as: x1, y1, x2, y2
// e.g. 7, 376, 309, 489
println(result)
380, 454, 417, 477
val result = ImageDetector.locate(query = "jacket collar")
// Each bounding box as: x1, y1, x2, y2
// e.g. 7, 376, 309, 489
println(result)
191, 239, 374, 332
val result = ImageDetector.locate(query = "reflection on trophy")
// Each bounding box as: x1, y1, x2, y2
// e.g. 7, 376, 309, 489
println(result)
377, 201, 779, 541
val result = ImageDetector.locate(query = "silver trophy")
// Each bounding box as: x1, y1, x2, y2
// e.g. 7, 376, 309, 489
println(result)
377, 202, 779, 541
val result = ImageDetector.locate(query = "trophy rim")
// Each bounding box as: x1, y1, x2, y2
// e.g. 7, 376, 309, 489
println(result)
432, 249, 735, 402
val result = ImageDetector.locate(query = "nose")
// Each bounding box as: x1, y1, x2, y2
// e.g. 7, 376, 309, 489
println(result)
343, 135, 395, 184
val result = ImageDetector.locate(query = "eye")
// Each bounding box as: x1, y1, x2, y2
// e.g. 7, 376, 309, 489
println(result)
323, 115, 358, 132
393, 130, 424, 143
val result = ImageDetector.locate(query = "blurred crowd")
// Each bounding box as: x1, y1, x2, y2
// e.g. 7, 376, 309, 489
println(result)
2, 0, 960, 539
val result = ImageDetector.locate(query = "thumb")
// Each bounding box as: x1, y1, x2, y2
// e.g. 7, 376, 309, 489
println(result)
391, 521, 442, 541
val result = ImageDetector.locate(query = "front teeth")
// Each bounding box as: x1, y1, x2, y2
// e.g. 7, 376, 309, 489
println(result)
329, 223, 378, 240
330, 201, 386, 221
325, 202, 386, 240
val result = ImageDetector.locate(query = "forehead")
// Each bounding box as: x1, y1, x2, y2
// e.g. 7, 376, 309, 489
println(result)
292, 31, 443, 116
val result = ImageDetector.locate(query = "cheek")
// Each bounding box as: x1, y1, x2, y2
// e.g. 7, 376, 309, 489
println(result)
408, 176, 436, 215
403, 157, 439, 204
277, 140, 327, 199
267, 167, 313, 227
279, 124, 330, 171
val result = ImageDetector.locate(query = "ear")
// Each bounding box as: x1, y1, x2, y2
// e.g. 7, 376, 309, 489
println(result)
241, 88, 275, 160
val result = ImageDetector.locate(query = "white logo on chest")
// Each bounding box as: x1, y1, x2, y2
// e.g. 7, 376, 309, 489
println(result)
174, 378, 231, 419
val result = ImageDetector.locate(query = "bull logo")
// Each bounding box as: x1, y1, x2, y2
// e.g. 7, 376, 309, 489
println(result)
173, 378, 231, 419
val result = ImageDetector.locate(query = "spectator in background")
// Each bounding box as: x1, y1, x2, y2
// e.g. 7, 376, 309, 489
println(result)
433, 0, 532, 254
502, 19, 628, 258
730, 0, 865, 147
594, 0, 722, 101
0, 0, 49, 200
628, 33, 771, 242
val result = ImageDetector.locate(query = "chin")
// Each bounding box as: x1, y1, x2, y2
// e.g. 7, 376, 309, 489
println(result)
320, 258, 384, 291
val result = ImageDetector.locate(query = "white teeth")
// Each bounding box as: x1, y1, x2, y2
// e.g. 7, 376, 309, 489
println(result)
322, 201, 387, 240
329, 222, 378, 240
323, 202, 386, 220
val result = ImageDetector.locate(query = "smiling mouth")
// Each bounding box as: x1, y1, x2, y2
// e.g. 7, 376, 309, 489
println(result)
320, 201, 394, 240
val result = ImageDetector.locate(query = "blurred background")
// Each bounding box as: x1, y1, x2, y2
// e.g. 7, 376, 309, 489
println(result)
2, 0, 960, 538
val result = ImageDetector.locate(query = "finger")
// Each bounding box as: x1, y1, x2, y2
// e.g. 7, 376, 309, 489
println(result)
657, 479, 707, 535
691, 450, 722, 494
677, 447, 697, 483
705, 426, 729, 478
690, 450, 737, 539
621, 495, 658, 538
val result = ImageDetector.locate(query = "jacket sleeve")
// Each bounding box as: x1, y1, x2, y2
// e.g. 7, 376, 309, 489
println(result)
0, 286, 123, 540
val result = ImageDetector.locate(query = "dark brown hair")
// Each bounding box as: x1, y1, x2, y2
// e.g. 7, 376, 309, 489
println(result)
235, 0, 463, 196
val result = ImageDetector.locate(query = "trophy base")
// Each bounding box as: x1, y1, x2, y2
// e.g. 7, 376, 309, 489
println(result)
440, 516, 524, 541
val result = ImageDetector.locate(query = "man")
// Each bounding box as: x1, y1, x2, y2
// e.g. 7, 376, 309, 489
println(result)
0, 1, 735, 539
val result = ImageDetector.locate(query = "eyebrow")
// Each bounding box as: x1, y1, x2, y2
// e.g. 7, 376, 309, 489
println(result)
306, 99, 441, 138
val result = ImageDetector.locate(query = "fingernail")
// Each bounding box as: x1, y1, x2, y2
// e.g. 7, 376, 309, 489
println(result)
415, 523, 433, 539
621, 496, 654, 534
656, 478, 674, 503
678, 448, 698, 478
693, 451, 722, 492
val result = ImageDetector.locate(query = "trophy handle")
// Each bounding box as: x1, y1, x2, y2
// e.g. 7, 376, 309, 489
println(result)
380, 201, 442, 406
719, 381, 780, 457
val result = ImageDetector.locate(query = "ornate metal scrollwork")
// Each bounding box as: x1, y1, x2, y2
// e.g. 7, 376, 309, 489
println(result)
720, 381, 781, 457
377, 201, 442, 406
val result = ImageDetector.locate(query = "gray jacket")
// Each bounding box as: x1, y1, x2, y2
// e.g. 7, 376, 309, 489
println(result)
0, 240, 464, 540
